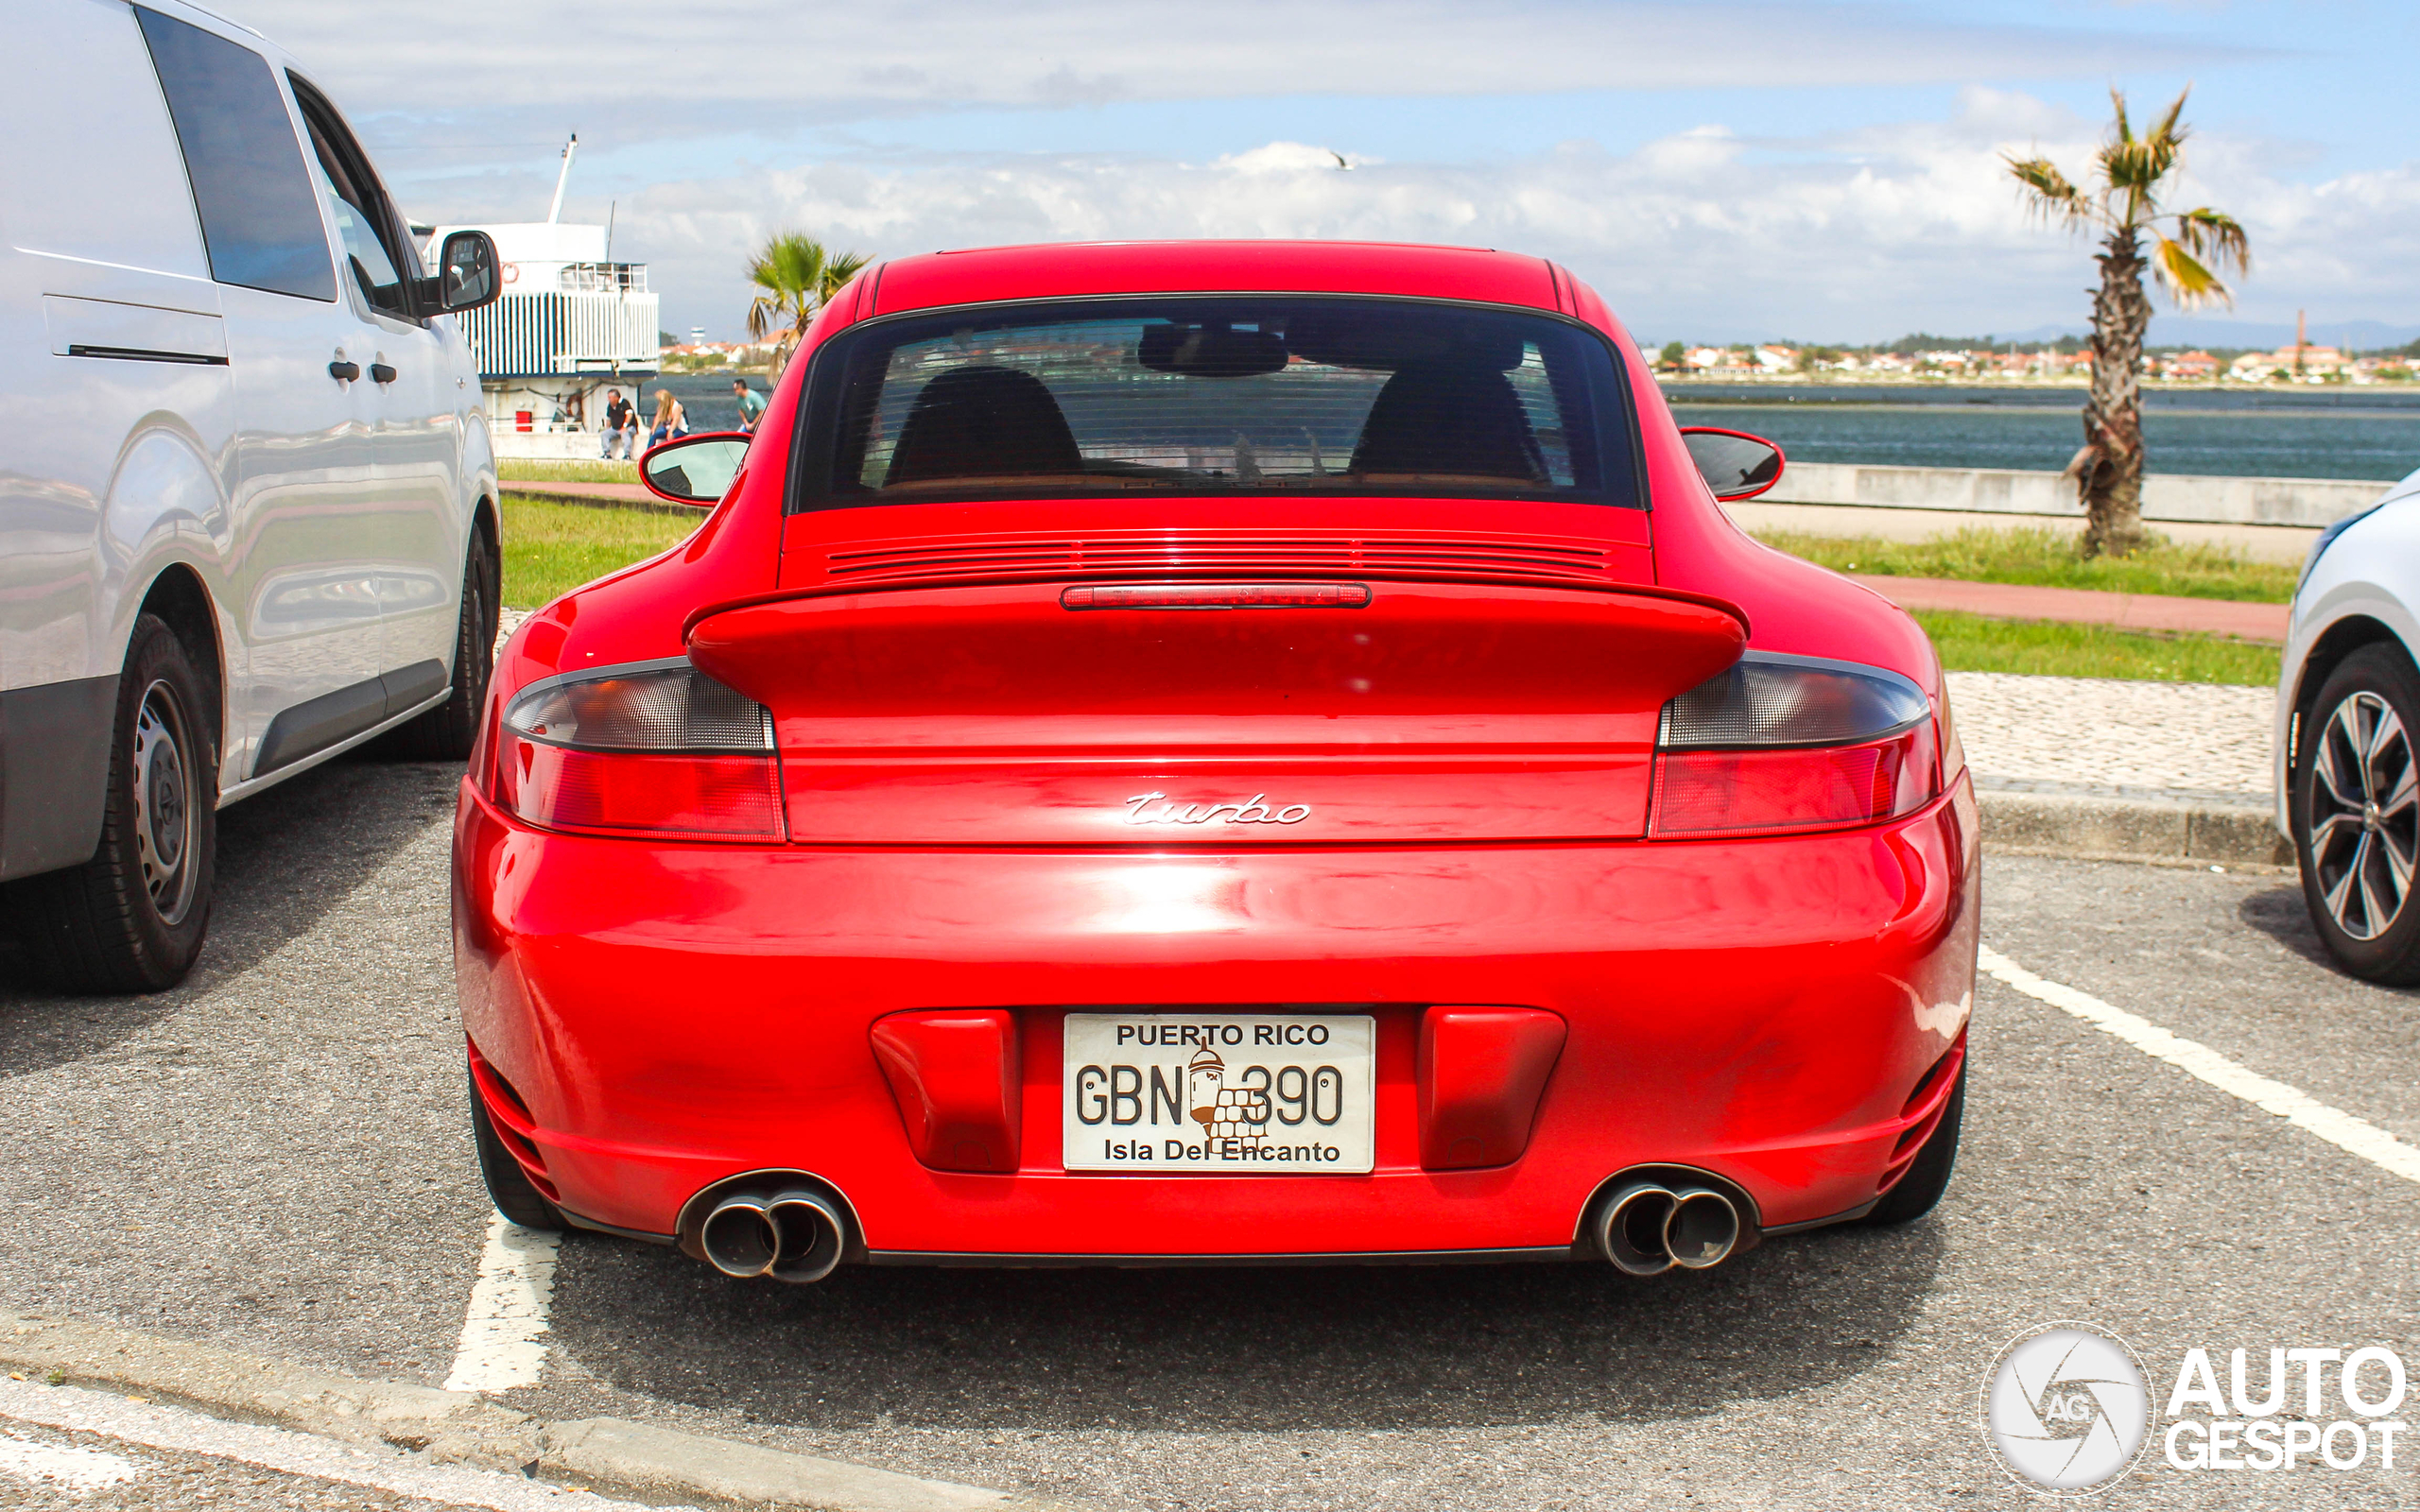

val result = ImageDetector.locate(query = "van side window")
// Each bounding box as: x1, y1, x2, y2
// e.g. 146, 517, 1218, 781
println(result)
290, 78, 416, 321
134, 8, 335, 301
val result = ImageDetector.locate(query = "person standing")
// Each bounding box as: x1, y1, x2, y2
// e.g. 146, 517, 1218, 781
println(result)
733, 378, 767, 433
647, 388, 688, 451
597, 388, 636, 459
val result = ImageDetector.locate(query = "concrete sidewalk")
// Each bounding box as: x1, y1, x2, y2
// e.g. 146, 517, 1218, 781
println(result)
1951, 670, 2287, 867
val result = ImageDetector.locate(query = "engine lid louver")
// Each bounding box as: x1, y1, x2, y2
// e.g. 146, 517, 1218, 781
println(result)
813, 532, 1618, 593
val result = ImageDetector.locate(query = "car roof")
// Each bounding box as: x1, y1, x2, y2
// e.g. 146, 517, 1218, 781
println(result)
867, 241, 1565, 318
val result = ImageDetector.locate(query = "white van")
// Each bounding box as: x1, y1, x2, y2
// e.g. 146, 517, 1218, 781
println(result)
0, 0, 503, 991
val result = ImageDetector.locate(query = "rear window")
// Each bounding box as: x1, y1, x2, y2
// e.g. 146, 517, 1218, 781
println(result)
795, 298, 1639, 510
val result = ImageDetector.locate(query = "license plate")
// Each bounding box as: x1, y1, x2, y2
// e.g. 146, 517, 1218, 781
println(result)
1062, 1013, 1376, 1174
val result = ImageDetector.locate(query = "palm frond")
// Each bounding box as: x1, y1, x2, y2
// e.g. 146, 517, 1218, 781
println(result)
815, 249, 873, 305
2006, 154, 2097, 228
745, 232, 868, 343
2151, 233, 2232, 310
2171, 207, 2252, 278
2108, 87, 2133, 146
2145, 87, 2191, 147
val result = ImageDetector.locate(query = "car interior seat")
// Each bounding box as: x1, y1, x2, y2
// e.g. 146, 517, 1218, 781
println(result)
884, 365, 1084, 486
1349, 362, 1548, 484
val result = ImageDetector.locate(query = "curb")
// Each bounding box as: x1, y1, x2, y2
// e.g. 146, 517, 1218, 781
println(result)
1977, 789, 2290, 869
0, 1311, 1085, 1512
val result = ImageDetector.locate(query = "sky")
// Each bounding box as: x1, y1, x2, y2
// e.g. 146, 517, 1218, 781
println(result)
213, 0, 2420, 347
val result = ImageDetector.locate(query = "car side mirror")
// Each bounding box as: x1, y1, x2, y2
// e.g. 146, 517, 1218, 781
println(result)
433, 230, 501, 313
642, 432, 751, 506
1679, 427, 1785, 502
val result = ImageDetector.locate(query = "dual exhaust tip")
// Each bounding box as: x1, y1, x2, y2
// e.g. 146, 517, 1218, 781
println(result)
1594, 1181, 1743, 1276
700, 1189, 846, 1283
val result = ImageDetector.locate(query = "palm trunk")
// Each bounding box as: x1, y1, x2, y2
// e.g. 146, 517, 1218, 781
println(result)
2078, 228, 2151, 558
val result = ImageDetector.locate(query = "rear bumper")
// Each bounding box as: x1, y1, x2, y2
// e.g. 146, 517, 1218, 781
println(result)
451, 773, 1979, 1259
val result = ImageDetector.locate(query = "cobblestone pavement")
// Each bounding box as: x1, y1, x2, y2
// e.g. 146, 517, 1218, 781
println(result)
1946, 670, 2275, 806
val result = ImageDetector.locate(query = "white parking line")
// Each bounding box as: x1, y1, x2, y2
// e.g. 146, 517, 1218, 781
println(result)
1979, 944, 2420, 1185
0, 1379, 673, 1510
443, 1213, 561, 1393
0, 1432, 145, 1493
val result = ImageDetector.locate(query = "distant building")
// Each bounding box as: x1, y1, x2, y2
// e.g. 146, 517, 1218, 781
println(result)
2231, 344, 2344, 381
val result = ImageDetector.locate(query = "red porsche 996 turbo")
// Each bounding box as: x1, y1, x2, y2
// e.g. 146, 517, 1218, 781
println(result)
453, 241, 1977, 1284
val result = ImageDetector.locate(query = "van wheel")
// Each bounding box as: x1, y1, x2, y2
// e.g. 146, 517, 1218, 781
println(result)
7, 616, 216, 992
383, 530, 497, 762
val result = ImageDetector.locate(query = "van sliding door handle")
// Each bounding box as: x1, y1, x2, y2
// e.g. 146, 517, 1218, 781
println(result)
370, 362, 397, 384
328, 359, 360, 381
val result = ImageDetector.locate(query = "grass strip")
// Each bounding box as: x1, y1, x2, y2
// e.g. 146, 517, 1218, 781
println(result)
498, 457, 642, 485
494, 497, 2279, 684
1755, 526, 2298, 604
1914, 610, 2278, 685
500, 492, 701, 609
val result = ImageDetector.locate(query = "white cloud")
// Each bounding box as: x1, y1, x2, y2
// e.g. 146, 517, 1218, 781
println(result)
228, 0, 2253, 128
558, 87, 2420, 341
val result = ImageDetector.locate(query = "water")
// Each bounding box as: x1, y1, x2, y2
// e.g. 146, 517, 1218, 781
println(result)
635, 373, 2420, 483
1665, 385, 2420, 482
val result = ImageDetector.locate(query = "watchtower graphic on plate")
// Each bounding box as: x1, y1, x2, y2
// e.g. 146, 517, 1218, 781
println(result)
1187, 1045, 1268, 1143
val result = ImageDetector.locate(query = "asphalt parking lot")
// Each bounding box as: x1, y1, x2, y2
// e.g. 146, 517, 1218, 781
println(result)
1, 756, 2415, 1511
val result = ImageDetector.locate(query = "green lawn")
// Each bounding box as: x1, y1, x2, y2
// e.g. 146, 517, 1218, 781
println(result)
1914, 610, 2278, 685
498, 457, 642, 485
500, 493, 700, 609
1755, 526, 2298, 604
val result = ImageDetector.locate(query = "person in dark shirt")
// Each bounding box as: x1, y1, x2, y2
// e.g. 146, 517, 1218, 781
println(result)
598, 388, 637, 459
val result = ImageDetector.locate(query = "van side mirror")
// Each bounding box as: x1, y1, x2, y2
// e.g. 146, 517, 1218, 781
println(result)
642, 432, 751, 506
432, 231, 501, 313
1679, 427, 1785, 502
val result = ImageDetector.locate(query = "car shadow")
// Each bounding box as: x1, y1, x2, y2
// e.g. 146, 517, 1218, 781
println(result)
0, 755, 460, 1075
545, 1217, 1945, 1432
2236, 879, 2341, 971
2238, 878, 2420, 991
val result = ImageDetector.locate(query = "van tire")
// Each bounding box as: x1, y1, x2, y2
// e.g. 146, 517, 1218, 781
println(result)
382, 530, 497, 762
6, 615, 216, 993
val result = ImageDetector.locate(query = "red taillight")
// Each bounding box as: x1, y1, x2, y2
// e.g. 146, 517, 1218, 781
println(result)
1651, 653, 1941, 838
1652, 723, 1938, 837
494, 661, 784, 841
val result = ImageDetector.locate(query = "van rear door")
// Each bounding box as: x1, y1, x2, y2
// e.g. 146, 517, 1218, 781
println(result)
136, 6, 389, 778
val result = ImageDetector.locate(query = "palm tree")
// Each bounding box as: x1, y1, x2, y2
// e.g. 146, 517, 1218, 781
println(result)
2007, 88, 2250, 557
746, 232, 871, 376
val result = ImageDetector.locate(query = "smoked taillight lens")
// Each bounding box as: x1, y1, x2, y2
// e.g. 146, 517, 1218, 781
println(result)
1651, 653, 1941, 837
495, 660, 783, 840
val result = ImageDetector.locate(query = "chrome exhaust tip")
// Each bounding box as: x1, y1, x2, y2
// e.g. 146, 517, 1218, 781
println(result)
1665, 1188, 1741, 1269
767, 1191, 844, 1284
1596, 1183, 1678, 1276
700, 1194, 780, 1279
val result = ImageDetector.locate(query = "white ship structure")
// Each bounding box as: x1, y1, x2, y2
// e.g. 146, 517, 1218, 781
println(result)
422, 136, 659, 441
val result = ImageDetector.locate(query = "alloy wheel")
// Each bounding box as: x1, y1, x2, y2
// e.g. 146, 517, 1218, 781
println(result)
2308, 690, 2419, 941
130, 678, 199, 927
